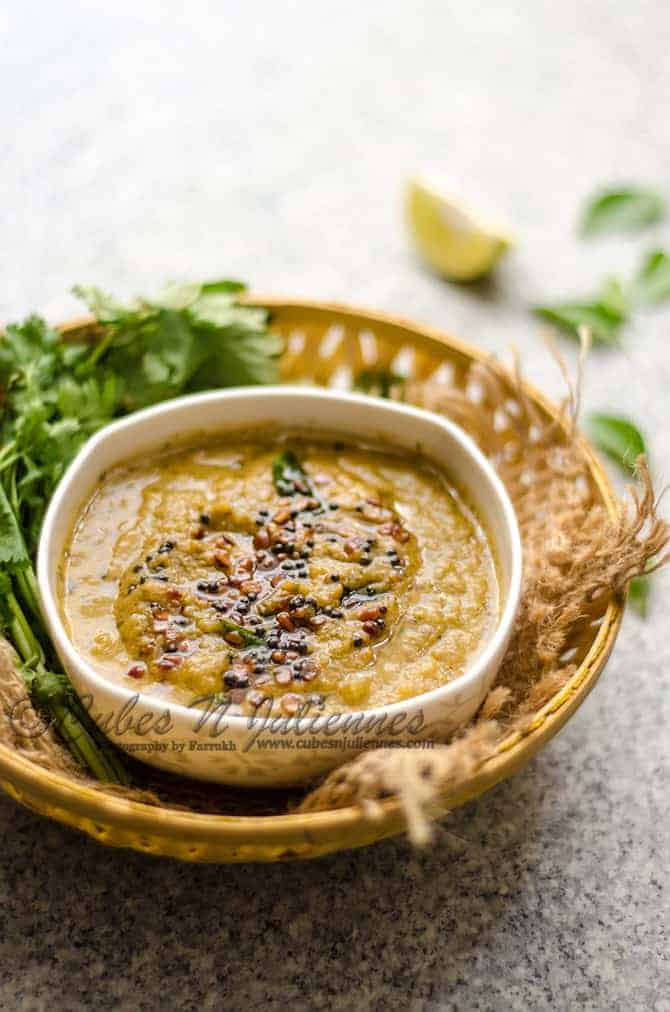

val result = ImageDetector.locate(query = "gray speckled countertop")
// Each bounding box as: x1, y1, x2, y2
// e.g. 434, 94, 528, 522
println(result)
0, 2, 668, 1009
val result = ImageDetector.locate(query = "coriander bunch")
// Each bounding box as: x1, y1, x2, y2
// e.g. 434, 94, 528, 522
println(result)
0, 279, 280, 783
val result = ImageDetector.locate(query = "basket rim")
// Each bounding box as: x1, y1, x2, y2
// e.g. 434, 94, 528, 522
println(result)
0, 297, 624, 845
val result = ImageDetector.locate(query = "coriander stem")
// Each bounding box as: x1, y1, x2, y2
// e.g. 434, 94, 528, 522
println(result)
6, 589, 44, 666
6, 582, 131, 785
0, 451, 20, 475
66, 693, 132, 784
14, 565, 42, 623
78, 328, 115, 373
0, 441, 16, 463
48, 701, 121, 783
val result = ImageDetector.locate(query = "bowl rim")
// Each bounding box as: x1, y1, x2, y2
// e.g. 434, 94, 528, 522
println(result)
36, 384, 523, 736
0, 298, 624, 854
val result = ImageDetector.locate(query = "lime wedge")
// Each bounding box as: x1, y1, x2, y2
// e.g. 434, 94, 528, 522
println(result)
405, 178, 513, 282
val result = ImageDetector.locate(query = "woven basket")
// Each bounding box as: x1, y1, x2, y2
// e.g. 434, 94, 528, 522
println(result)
0, 300, 623, 861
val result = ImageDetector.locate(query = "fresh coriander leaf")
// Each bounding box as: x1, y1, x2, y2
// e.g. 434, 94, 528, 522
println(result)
584, 412, 647, 473
0, 483, 30, 570
140, 309, 197, 394
580, 187, 665, 236
72, 282, 281, 403
188, 295, 257, 329
155, 277, 250, 319
220, 618, 265, 646
96, 310, 189, 409
55, 374, 123, 426
353, 369, 406, 398
629, 575, 651, 618
0, 276, 276, 786
630, 249, 670, 306
0, 316, 59, 390
201, 279, 247, 295
28, 666, 74, 709
186, 323, 282, 390
150, 281, 202, 311
141, 351, 171, 384
71, 285, 135, 322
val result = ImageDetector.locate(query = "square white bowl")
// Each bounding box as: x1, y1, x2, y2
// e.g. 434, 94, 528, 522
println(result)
37, 387, 522, 787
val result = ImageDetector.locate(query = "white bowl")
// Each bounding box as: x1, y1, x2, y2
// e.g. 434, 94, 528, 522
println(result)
37, 387, 522, 787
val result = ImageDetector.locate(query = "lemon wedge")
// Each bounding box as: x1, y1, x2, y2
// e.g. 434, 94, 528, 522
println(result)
405, 178, 513, 282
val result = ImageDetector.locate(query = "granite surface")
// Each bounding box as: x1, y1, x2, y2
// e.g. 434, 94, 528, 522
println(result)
0, 1, 668, 1009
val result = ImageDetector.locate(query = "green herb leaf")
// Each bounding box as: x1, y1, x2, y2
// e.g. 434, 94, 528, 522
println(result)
533, 298, 625, 345
0, 276, 279, 784
598, 277, 630, 317
71, 280, 281, 409
201, 279, 247, 295
220, 618, 265, 646
628, 575, 651, 618
584, 412, 647, 473
630, 249, 670, 306
272, 450, 311, 497
580, 187, 665, 236
28, 666, 75, 709
534, 276, 630, 345
150, 281, 202, 311
210, 692, 232, 708
353, 369, 406, 398
71, 285, 136, 323
583, 414, 653, 617
0, 483, 30, 571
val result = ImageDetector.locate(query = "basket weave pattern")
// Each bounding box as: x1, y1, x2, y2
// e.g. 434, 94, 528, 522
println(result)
1, 300, 655, 861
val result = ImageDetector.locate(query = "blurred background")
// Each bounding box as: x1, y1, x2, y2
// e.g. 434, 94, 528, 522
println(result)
2, 1, 668, 445
1, 2, 668, 1009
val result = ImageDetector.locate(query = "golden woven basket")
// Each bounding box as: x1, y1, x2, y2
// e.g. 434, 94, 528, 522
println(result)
0, 299, 623, 861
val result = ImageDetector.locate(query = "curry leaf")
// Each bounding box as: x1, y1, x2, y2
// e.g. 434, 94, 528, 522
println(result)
584, 412, 647, 474
630, 249, 670, 306
220, 618, 265, 646
272, 450, 311, 497
533, 299, 625, 345
580, 187, 665, 236
598, 277, 629, 317
534, 275, 631, 345
584, 413, 653, 617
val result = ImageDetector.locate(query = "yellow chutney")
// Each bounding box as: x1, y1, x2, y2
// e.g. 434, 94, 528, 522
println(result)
60, 433, 499, 716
